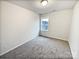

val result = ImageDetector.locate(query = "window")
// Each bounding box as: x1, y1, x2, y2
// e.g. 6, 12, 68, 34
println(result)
41, 18, 48, 31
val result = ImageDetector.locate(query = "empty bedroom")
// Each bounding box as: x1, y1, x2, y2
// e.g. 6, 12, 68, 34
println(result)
0, 0, 79, 59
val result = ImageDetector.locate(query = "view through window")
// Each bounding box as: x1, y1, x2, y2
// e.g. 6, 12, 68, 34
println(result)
41, 18, 48, 31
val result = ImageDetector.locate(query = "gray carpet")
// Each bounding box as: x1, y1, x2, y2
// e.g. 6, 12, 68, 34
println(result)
0, 36, 72, 59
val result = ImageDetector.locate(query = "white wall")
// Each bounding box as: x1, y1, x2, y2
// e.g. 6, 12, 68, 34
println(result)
69, 2, 79, 59
0, 1, 39, 55
0, 1, 1, 54
40, 9, 72, 41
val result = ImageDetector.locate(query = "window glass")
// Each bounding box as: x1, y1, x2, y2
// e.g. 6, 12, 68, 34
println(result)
41, 18, 48, 31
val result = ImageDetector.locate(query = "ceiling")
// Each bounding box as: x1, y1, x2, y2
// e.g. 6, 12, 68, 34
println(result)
7, 0, 77, 14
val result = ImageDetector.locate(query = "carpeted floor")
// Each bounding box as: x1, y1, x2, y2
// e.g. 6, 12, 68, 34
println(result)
0, 36, 72, 59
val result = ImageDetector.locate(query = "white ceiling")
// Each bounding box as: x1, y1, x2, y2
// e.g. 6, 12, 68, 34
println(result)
7, 0, 76, 14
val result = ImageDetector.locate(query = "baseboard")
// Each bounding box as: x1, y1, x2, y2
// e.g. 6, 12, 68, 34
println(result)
68, 41, 74, 59
0, 38, 33, 56
39, 35, 68, 42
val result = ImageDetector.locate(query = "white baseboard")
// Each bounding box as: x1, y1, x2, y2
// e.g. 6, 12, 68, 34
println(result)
40, 35, 68, 42
68, 41, 74, 59
0, 39, 33, 56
